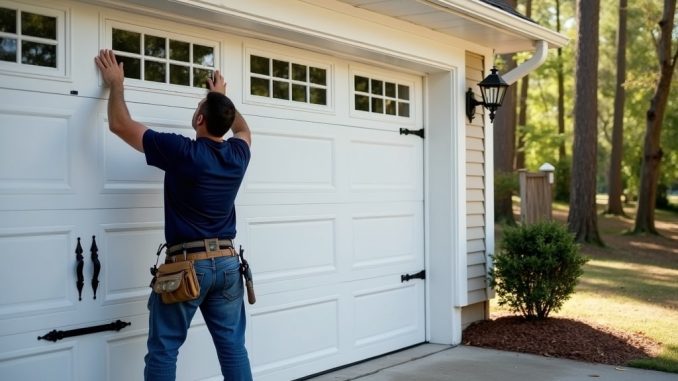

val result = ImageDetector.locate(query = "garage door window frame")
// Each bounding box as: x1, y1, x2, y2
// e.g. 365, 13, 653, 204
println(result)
244, 46, 334, 114
104, 19, 220, 96
0, 1, 67, 79
349, 67, 416, 126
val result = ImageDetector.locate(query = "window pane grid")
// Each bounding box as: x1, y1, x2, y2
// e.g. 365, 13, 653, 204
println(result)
249, 53, 328, 106
0, 7, 58, 68
353, 75, 410, 118
112, 27, 215, 88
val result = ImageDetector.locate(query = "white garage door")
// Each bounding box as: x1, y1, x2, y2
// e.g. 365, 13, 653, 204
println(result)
0, 3, 425, 380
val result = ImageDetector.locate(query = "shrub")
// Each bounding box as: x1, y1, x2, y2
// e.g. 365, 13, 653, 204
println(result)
489, 221, 588, 320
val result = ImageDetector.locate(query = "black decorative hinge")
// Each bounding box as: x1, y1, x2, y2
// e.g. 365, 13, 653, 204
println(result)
401, 270, 426, 282
38, 320, 131, 342
399, 128, 424, 138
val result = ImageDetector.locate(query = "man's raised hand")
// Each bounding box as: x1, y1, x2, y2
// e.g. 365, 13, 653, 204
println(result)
207, 69, 226, 95
94, 49, 125, 88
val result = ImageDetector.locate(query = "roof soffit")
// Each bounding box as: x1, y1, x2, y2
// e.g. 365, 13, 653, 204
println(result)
337, 0, 568, 53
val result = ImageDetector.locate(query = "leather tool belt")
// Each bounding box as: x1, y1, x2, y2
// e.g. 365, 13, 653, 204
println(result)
165, 248, 236, 263
167, 238, 233, 256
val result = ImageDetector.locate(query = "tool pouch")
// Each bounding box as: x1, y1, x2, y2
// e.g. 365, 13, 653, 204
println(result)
152, 260, 200, 304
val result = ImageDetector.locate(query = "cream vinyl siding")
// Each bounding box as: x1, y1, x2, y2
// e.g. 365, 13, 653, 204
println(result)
464, 52, 488, 305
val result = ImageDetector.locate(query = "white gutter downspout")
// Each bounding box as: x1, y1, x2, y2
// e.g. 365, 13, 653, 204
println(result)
501, 40, 549, 85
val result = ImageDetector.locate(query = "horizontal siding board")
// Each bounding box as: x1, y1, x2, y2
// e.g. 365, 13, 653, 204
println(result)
467, 189, 485, 201
466, 150, 484, 163
462, 302, 487, 328
467, 226, 485, 240
467, 239, 486, 253
467, 277, 487, 291
466, 176, 484, 189
467, 214, 485, 227
467, 289, 488, 305
466, 54, 483, 70
467, 163, 484, 176
466, 251, 486, 265
467, 263, 486, 278
466, 125, 484, 138
466, 137, 484, 150
466, 70, 483, 81
466, 201, 485, 214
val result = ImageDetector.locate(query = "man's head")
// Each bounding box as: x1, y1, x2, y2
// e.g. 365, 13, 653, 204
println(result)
192, 92, 236, 137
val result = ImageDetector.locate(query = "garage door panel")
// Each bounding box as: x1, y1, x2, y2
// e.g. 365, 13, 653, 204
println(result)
348, 139, 420, 194
246, 215, 337, 283
106, 331, 147, 381
246, 129, 336, 193
0, 225, 75, 321
353, 281, 422, 348
238, 115, 422, 206
0, 340, 76, 381
249, 295, 339, 376
348, 202, 424, 283
352, 212, 417, 269
0, 108, 70, 193
100, 222, 165, 305
0, 90, 96, 211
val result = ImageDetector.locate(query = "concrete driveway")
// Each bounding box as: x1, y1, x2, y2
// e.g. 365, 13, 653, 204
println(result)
304, 344, 678, 381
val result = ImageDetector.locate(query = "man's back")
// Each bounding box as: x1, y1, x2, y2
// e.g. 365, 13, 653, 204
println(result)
143, 130, 251, 246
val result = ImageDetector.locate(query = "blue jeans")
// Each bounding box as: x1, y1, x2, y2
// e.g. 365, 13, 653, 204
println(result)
144, 256, 253, 381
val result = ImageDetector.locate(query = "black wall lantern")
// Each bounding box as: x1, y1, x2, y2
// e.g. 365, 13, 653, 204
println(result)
466, 67, 509, 123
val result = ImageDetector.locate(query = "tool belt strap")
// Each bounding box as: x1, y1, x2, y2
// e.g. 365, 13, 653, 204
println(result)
166, 247, 236, 263
167, 238, 233, 256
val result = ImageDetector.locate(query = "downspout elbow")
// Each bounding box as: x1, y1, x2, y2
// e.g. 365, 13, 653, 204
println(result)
501, 40, 549, 85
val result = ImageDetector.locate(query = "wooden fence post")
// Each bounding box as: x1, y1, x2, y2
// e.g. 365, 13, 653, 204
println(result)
519, 165, 553, 224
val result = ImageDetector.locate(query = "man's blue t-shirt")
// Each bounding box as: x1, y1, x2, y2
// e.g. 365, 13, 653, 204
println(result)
142, 129, 250, 246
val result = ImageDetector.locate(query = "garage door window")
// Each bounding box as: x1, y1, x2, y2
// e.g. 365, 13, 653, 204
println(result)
354, 75, 410, 118
0, 4, 63, 72
110, 26, 216, 89
249, 54, 328, 106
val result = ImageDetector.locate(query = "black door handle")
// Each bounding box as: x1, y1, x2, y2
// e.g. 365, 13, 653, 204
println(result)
38, 320, 131, 342
91, 236, 100, 300
75, 237, 84, 301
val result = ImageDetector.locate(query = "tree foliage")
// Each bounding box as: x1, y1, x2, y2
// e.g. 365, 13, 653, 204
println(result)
513, 0, 678, 214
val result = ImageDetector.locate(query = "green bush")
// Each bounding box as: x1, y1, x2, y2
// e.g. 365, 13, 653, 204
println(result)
489, 221, 588, 320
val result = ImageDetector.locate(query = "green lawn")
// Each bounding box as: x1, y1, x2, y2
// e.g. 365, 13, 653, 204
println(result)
493, 201, 678, 373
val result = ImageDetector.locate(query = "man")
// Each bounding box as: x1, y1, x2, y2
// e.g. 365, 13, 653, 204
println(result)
95, 49, 253, 381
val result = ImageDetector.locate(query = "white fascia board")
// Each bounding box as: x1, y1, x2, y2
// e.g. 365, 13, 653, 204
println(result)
423, 0, 569, 52
95, 0, 465, 72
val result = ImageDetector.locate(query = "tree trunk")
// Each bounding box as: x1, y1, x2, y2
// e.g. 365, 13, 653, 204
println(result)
494, 55, 518, 224
515, 0, 532, 171
568, 0, 603, 245
606, 0, 628, 216
634, 0, 678, 234
493, 0, 518, 225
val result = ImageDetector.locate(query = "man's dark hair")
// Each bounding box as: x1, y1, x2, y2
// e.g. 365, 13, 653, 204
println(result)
201, 92, 236, 137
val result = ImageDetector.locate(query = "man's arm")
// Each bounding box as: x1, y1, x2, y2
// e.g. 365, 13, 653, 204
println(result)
95, 49, 147, 153
207, 70, 251, 147
231, 111, 251, 147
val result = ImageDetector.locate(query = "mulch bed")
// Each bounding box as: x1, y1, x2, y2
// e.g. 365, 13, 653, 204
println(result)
462, 315, 661, 365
